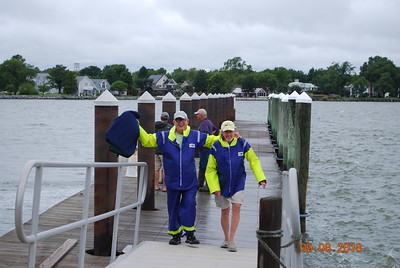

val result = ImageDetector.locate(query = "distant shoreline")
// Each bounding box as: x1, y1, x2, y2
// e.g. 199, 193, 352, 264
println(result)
0, 95, 399, 102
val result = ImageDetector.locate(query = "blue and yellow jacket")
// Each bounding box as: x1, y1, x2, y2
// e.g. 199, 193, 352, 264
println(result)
205, 136, 266, 197
139, 125, 218, 190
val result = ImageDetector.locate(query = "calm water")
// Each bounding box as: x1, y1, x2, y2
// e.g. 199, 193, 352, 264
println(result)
0, 99, 399, 267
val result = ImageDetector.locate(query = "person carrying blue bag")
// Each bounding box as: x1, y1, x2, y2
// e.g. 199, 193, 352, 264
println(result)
138, 111, 219, 245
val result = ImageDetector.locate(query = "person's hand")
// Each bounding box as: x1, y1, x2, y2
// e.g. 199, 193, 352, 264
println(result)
234, 131, 242, 138
213, 191, 221, 196
258, 180, 266, 188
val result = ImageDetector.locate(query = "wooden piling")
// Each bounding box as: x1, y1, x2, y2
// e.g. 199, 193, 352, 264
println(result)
199, 93, 208, 112
207, 93, 216, 127
280, 95, 288, 170
162, 92, 176, 126
286, 91, 299, 170
93, 90, 119, 256
191, 93, 200, 130
276, 95, 285, 168
227, 94, 235, 121
294, 92, 312, 233
258, 197, 282, 268
179, 93, 192, 123
138, 91, 156, 210
215, 94, 223, 128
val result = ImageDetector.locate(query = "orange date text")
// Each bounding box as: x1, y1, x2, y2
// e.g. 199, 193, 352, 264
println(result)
300, 243, 363, 253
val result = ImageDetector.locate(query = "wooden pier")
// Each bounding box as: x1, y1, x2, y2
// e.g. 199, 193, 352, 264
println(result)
0, 120, 281, 267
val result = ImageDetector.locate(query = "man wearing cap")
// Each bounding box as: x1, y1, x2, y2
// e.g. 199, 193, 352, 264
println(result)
194, 108, 217, 192
154, 112, 172, 191
205, 120, 266, 252
139, 110, 219, 245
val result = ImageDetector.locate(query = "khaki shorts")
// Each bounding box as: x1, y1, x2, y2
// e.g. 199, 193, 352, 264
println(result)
155, 155, 163, 171
215, 190, 244, 210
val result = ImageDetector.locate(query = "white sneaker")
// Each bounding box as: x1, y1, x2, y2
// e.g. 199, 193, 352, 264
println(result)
227, 242, 237, 252
220, 240, 228, 248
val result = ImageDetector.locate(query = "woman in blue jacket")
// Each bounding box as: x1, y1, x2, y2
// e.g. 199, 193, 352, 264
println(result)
206, 120, 266, 252
139, 111, 218, 245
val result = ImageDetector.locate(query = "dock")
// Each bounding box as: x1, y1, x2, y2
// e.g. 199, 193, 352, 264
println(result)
0, 120, 282, 267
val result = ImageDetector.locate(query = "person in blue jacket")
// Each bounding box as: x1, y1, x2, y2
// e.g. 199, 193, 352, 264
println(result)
206, 120, 266, 252
139, 111, 219, 245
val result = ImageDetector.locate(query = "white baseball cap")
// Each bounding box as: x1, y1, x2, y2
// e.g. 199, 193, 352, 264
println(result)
221, 120, 236, 132
174, 111, 188, 120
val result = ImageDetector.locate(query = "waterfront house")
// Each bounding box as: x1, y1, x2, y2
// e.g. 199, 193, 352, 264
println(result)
232, 87, 267, 97
288, 79, 317, 92
148, 74, 177, 94
76, 76, 110, 95
32, 73, 111, 95
32, 73, 58, 93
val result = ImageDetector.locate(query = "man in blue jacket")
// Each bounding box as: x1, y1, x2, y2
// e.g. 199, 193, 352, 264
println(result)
139, 111, 219, 245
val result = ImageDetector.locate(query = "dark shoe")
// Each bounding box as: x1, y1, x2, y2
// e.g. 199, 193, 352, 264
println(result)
185, 234, 200, 244
169, 235, 181, 245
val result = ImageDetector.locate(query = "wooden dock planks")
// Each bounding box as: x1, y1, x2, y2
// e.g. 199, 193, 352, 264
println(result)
0, 120, 281, 267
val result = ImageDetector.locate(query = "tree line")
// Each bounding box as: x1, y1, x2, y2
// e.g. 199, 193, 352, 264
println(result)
0, 54, 399, 97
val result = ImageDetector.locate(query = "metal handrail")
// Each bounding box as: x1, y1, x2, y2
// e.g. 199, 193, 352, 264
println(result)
15, 160, 148, 268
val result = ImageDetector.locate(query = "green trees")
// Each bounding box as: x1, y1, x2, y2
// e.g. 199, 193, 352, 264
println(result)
360, 56, 400, 97
79, 66, 102, 78
47, 65, 77, 94
132, 66, 151, 93
192, 69, 208, 93
0, 54, 398, 98
103, 64, 133, 94
111, 81, 128, 95
208, 71, 229, 93
0, 55, 37, 94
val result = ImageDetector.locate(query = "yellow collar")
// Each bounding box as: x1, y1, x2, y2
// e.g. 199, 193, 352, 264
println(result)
218, 136, 238, 147
168, 125, 191, 140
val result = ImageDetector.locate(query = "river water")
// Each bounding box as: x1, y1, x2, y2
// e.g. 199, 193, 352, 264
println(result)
0, 99, 399, 267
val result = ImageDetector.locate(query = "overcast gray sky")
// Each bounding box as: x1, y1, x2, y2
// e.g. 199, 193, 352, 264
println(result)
1, 0, 399, 74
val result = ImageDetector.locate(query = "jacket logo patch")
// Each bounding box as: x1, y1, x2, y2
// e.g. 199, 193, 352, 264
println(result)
189, 143, 196, 148
238, 152, 244, 156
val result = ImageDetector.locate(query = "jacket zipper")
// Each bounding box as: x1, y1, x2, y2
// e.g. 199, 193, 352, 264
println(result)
179, 147, 182, 186
228, 144, 232, 194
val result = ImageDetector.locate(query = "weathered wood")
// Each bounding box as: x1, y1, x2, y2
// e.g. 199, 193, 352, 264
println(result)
39, 239, 78, 268
0, 120, 281, 268
138, 92, 156, 211
294, 100, 312, 233
94, 97, 119, 256
258, 197, 282, 268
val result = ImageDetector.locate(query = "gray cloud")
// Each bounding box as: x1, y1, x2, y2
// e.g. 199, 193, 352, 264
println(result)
1, 0, 399, 73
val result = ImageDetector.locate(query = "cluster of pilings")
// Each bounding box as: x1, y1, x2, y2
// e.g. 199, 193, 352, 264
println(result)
92, 90, 235, 256
137, 91, 236, 210
267, 91, 312, 233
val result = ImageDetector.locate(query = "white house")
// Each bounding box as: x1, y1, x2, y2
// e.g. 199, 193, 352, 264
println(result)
232, 87, 267, 97
255, 88, 267, 97
32, 73, 110, 95
76, 76, 110, 95
148, 74, 177, 94
288, 79, 317, 92
232, 87, 243, 97
32, 73, 58, 93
